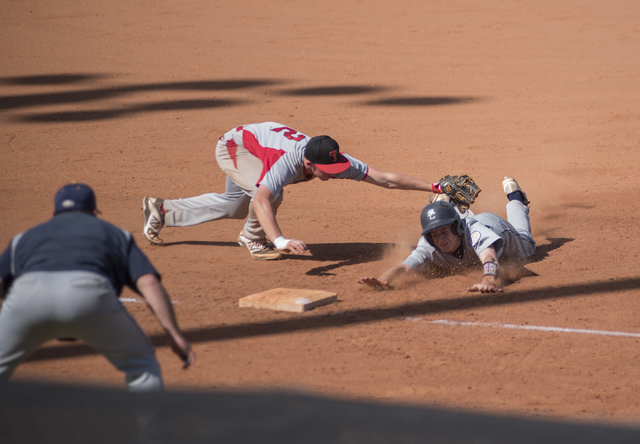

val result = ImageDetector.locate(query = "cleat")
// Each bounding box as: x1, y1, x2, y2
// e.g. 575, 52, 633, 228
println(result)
502, 177, 529, 205
237, 233, 281, 260
142, 197, 165, 245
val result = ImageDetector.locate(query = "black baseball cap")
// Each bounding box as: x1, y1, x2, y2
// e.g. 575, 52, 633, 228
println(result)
304, 135, 351, 174
54, 183, 99, 215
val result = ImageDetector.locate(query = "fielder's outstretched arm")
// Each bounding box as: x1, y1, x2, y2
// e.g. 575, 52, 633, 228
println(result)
364, 167, 441, 192
253, 185, 307, 254
136, 273, 196, 368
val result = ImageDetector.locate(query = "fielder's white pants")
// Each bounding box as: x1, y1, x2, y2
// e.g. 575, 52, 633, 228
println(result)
0, 271, 163, 392
162, 133, 282, 241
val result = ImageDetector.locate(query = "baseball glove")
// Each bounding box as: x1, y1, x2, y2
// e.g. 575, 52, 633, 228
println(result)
439, 174, 481, 212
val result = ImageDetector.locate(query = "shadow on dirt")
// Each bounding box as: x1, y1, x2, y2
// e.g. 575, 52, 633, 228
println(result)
20, 99, 244, 122
281, 242, 389, 276
527, 237, 574, 264
4, 382, 640, 444
0, 73, 108, 85
157, 241, 387, 269
160, 240, 239, 248
0, 77, 281, 110
1, 74, 480, 122
362, 96, 479, 106
27, 274, 640, 362
278, 85, 389, 96
497, 237, 575, 284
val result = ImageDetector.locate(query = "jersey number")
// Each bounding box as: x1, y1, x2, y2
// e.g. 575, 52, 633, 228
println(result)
272, 126, 305, 141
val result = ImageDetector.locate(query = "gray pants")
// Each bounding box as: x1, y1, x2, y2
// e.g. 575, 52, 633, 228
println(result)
163, 177, 283, 242
163, 134, 283, 241
506, 200, 536, 258
0, 271, 163, 392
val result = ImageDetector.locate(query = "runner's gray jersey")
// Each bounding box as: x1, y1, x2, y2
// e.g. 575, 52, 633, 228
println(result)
402, 212, 528, 269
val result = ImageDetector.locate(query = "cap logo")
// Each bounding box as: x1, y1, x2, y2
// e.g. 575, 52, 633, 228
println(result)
329, 149, 338, 162
54, 183, 98, 215
427, 209, 436, 220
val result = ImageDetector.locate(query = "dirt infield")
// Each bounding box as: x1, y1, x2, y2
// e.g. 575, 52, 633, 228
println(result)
2, 0, 640, 427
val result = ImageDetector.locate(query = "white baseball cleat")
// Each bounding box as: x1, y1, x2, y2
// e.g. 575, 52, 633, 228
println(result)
237, 233, 282, 260
142, 197, 165, 245
502, 177, 529, 205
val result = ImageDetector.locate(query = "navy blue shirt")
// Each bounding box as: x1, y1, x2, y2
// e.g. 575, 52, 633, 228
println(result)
0, 212, 158, 295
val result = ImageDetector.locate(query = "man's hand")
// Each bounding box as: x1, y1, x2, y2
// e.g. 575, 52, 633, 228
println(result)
357, 277, 390, 290
274, 237, 307, 254
467, 282, 503, 293
136, 274, 196, 370
170, 335, 195, 369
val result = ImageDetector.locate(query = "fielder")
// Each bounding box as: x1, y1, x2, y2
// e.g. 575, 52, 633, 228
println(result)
358, 177, 535, 292
0, 184, 195, 392
143, 122, 476, 260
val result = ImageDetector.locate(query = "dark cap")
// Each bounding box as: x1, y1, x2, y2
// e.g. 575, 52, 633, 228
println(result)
54, 183, 98, 215
304, 135, 351, 174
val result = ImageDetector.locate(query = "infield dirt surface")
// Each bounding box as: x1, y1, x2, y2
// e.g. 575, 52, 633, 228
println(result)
2, 0, 640, 426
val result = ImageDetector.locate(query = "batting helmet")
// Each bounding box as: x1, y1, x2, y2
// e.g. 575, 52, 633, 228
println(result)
420, 201, 464, 246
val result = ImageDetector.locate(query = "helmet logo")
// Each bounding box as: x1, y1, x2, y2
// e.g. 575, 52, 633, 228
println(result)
427, 209, 436, 220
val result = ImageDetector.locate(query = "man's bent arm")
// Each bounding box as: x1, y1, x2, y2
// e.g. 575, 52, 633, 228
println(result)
253, 186, 307, 254
136, 273, 195, 368
253, 186, 284, 242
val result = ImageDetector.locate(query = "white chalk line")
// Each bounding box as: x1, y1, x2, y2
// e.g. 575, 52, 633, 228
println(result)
412, 318, 640, 339
121, 298, 179, 304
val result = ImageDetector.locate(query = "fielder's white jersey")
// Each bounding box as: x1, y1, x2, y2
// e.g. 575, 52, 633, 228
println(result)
235, 122, 369, 198
402, 213, 528, 270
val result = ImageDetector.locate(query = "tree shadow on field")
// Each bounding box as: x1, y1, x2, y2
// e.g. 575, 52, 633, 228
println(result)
277, 85, 388, 96
20, 99, 244, 122
0, 77, 281, 110
1, 73, 481, 123
27, 275, 640, 363
0, 73, 108, 85
361, 96, 480, 107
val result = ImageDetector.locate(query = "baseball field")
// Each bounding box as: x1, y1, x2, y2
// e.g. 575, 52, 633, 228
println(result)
2, 0, 640, 433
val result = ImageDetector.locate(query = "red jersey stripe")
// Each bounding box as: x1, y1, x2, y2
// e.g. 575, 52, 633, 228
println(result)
242, 130, 288, 187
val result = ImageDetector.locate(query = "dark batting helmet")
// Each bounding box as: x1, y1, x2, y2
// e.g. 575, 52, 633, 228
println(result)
420, 201, 464, 246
